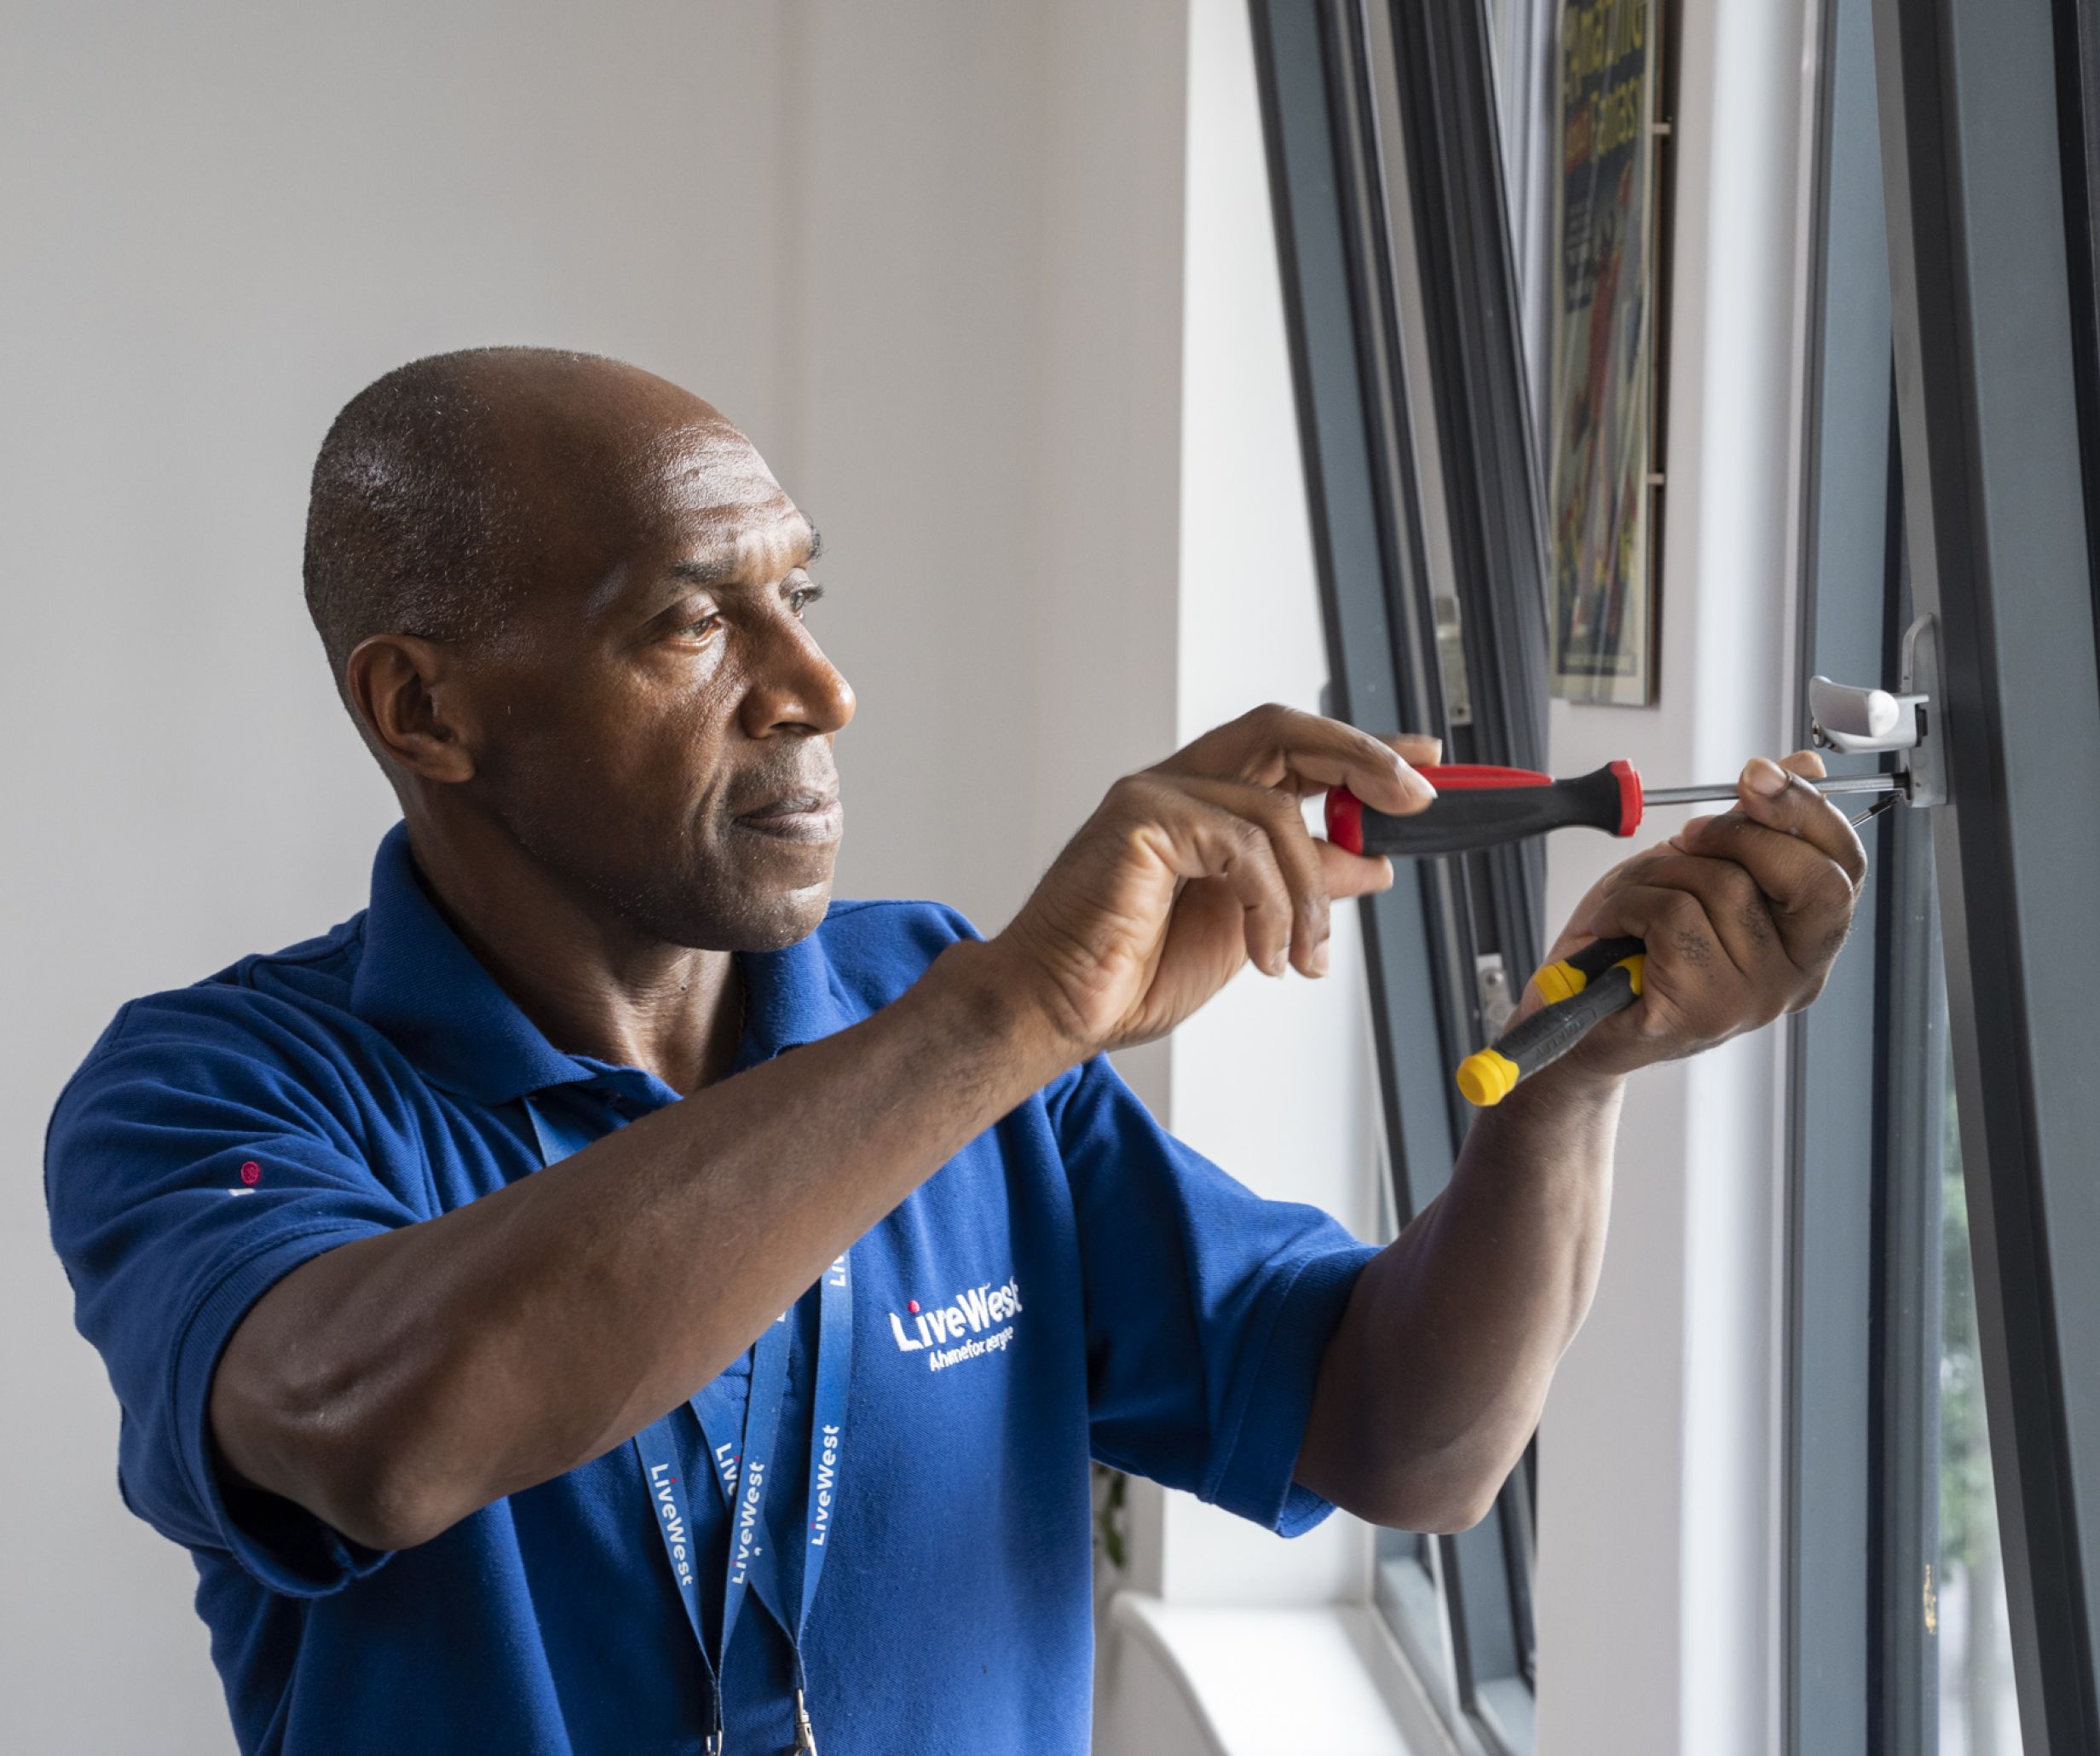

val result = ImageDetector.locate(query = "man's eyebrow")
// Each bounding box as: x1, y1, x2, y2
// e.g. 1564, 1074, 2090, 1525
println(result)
664, 520, 822, 590
667, 554, 739, 587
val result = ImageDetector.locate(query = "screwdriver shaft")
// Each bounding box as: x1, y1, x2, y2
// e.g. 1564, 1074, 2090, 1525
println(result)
1641, 772, 1903, 808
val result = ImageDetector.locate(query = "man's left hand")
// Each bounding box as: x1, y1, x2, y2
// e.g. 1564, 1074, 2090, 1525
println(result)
1525, 748, 1868, 1082
1299, 745, 1866, 1531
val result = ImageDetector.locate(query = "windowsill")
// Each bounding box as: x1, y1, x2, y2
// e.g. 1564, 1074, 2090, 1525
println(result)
1097, 1591, 1465, 1756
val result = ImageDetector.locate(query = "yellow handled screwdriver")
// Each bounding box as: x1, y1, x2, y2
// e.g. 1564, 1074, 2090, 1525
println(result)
1456, 936, 1647, 1107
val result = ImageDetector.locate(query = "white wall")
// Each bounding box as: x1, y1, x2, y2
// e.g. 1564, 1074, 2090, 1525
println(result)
1150, 0, 1381, 1614
1532, 2, 1814, 1753
1093, 2, 1418, 1746
0, 3, 1187, 1748
770, 0, 1187, 951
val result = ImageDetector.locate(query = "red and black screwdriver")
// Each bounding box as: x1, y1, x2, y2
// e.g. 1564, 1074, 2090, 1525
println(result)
1324, 760, 1903, 858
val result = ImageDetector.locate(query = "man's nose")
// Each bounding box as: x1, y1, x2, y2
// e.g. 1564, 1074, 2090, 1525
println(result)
741, 619, 856, 739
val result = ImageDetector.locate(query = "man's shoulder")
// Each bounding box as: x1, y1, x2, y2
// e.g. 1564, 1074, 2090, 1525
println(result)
811, 898, 983, 1008
60, 914, 373, 1102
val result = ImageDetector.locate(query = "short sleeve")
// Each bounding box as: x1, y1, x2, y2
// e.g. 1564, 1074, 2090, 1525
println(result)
45, 992, 424, 1597
1053, 1054, 1378, 1537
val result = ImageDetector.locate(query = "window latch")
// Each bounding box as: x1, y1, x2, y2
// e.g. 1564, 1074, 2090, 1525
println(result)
1808, 612, 1947, 808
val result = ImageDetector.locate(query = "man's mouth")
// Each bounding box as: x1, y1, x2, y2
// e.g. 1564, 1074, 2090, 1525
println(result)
733, 789, 844, 844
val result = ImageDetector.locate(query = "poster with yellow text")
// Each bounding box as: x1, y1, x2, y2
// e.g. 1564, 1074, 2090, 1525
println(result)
1549, 0, 1658, 704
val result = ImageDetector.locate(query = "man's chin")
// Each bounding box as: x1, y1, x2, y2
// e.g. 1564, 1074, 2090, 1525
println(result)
624, 833, 839, 952
703, 848, 839, 952
737, 879, 835, 951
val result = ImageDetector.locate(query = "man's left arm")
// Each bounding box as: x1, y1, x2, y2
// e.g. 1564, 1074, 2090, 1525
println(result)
1294, 750, 1867, 1531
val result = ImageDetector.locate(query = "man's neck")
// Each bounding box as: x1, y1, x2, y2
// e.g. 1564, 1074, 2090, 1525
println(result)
401, 808, 742, 1097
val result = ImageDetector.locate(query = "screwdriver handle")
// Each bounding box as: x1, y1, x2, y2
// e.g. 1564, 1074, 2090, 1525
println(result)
1457, 941, 1647, 1106
1326, 761, 1645, 858
1532, 934, 1647, 1006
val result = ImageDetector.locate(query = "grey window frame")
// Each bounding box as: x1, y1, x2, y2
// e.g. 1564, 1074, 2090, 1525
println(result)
1248, 2, 1552, 1748
1874, 0, 2100, 1747
1781, 1, 1948, 1750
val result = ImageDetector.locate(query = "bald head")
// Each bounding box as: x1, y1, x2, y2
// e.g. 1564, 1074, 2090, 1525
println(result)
303, 346, 849, 956
302, 346, 756, 681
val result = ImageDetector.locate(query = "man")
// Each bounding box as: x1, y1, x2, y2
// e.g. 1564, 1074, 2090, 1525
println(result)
48, 348, 1862, 1755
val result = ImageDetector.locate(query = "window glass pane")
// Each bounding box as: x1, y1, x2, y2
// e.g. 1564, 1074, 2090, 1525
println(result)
1375, 1528, 1453, 1690
1937, 1020, 2022, 1753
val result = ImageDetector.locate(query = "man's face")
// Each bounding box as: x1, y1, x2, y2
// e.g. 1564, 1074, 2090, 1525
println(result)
456, 404, 854, 953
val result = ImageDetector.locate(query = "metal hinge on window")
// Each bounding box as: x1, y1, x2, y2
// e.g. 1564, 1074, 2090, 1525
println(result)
1434, 593, 1474, 726
1476, 953, 1516, 1040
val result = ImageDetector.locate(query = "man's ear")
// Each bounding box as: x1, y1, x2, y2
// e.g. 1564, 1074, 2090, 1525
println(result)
343, 634, 479, 784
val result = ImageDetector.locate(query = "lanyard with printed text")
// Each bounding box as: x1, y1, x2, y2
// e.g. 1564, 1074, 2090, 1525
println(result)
674, 1306, 792, 1749
522, 1096, 759, 1750
524, 1093, 851, 1754
739, 1250, 851, 1754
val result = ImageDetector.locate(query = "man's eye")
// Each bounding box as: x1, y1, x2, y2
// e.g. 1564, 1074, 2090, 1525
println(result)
789, 582, 825, 618
674, 612, 722, 641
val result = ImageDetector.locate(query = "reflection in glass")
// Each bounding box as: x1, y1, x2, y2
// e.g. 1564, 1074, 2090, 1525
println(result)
1936, 1040, 2021, 1754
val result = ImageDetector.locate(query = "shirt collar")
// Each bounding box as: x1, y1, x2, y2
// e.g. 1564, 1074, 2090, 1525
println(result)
350, 822, 859, 1106
740, 919, 859, 1058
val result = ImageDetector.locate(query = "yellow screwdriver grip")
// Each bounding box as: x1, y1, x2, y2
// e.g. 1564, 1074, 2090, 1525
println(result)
1457, 949, 1646, 1107
1455, 1048, 1522, 1107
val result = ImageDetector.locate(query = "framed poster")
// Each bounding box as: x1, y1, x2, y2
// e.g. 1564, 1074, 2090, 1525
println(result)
1549, 0, 1660, 705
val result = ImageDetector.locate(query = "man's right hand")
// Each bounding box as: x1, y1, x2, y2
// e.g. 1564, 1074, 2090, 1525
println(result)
988, 705, 1437, 1056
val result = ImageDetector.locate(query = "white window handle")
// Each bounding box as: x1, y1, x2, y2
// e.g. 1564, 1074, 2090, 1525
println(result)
1809, 674, 1928, 755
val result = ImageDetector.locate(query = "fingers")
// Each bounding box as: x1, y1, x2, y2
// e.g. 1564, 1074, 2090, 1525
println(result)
1569, 743, 1865, 1054
1675, 767, 1865, 972
1581, 881, 1754, 1049
1158, 703, 1437, 817
1316, 837, 1396, 903
1730, 754, 1868, 884
1603, 850, 1775, 979
1523, 746, 1866, 1074
1655, 749, 1864, 966
1117, 777, 1295, 975
1124, 771, 1386, 979
1676, 819, 1856, 973
1175, 777, 1328, 976
1668, 749, 1833, 846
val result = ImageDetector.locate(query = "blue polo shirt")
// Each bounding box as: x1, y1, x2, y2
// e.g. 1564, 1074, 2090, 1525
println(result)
46, 824, 1377, 1755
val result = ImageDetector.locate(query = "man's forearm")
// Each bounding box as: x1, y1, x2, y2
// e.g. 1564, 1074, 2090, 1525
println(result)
1295, 1064, 1621, 1531
211, 938, 1069, 1551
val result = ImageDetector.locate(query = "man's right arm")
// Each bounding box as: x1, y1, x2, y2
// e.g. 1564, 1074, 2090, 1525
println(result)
210, 940, 1069, 1551
210, 706, 1423, 1551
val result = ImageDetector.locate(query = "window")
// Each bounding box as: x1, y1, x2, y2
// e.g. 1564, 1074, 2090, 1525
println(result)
1789, 0, 2100, 1748
1875, 0, 2100, 1742
1938, 1023, 2023, 1750
1250, 1, 1554, 1747
1260, 0, 2100, 1746
1783, 1, 1924, 1747
1265, 0, 2100, 1750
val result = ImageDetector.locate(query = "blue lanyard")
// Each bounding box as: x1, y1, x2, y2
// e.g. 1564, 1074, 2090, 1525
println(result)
689, 1251, 851, 1753
524, 1092, 852, 1754
746, 1251, 851, 1749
